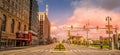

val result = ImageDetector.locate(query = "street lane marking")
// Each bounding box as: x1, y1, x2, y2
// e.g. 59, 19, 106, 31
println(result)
31, 50, 41, 52
40, 49, 44, 52
74, 50, 77, 52
77, 49, 81, 52
70, 50, 73, 52
45, 50, 48, 52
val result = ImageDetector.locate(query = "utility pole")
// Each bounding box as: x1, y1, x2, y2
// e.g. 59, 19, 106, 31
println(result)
86, 28, 89, 47
106, 16, 114, 50
115, 25, 119, 49
86, 20, 89, 47
67, 30, 71, 44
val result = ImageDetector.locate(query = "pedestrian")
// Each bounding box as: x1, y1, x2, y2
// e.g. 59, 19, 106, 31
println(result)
100, 42, 103, 49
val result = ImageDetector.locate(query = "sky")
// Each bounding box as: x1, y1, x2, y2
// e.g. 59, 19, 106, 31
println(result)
37, 0, 120, 41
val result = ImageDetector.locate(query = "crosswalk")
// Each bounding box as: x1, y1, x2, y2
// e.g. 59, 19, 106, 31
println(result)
30, 49, 51, 52
22, 48, 111, 53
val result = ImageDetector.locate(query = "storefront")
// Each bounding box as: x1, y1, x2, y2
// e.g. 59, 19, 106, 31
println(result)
30, 30, 39, 45
0, 37, 16, 48
16, 31, 31, 47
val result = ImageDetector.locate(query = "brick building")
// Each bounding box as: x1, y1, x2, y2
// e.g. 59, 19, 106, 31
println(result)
0, 0, 30, 48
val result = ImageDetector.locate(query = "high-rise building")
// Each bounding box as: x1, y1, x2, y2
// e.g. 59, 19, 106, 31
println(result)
38, 11, 51, 45
0, 0, 30, 48
29, 0, 39, 45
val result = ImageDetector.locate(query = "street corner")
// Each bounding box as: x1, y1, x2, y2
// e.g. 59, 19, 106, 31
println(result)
110, 49, 120, 53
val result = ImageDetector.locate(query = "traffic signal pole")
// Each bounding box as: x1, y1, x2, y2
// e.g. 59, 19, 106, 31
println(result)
106, 16, 114, 50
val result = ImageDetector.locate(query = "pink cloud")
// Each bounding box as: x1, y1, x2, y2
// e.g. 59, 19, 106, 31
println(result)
51, 0, 120, 40
51, 20, 68, 41
66, 1, 120, 39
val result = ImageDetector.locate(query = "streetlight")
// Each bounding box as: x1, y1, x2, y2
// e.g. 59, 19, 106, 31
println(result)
105, 16, 114, 50
86, 24, 89, 47
83, 23, 89, 47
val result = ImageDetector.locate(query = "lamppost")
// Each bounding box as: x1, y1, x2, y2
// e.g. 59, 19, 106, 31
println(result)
105, 16, 114, 50
83, 21, 89, 47
115, 25, 119, 49
84, 24, 89, 47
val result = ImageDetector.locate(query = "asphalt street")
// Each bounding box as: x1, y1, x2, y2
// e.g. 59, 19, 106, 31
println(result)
0, 43, 120, 55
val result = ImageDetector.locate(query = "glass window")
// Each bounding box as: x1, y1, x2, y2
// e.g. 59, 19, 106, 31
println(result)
6, 0, 10, 3
1, 0, 4, 7
11, 19, 14, 33
12, 1, 14, 7
18, 22, 21, 31
6, 5, 9, 11
24, 25, 26, 31
2, 15, 6, 31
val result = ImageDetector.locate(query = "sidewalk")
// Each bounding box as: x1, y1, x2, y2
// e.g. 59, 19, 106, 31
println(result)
0, 46, 41, 55
0, 45, 37, 51
88, 45, 120, 53
69, 43, 120, 51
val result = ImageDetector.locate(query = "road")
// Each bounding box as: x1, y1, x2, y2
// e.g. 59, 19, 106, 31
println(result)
0, 43, 120, 55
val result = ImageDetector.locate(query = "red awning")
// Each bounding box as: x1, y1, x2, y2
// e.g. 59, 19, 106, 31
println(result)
16, 31, 31, 42
16, 38, 30, 41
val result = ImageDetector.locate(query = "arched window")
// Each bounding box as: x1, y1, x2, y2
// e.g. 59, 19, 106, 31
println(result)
2, 15, 6, 31
1, 0, 4, 7
11, 19, 14, 33
24, 25, 26, 31
18, 22, 21, 31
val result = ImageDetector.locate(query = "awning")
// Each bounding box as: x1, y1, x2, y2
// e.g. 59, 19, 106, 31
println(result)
23, 31, 28, 34
16, 31, 28, 34
16, 31, 31, 42
16, 38, 31, 41
29, 30, 38, 35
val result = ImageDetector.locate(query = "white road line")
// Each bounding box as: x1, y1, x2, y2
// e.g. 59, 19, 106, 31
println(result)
40, 49, 44, 52
70, 50, 73, 52
74, 50, 77, 52
77, 49, 81, 52
45, 50, 48, 52
31, 50, 41, 52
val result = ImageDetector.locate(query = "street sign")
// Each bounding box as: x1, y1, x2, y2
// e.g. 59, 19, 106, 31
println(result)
96, 26, 99, 30
105, 25, 113, 29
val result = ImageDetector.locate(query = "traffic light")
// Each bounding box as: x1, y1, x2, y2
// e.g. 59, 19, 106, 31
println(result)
71, 25, 73, 29
105, 25, 113, 29
83, 25, 86, 30
96, 26, 99, 30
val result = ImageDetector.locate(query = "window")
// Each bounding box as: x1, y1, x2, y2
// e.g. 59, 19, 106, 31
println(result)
2, 15, 6, 31
40, 15, 43, 19
6, 5, 9, 11
16, 0, 18, 2
12, 1, 14, 7
24, 25, 26, 31
18, 22, 21, 31
1, 0, 4, 7
6, 0, 10, 3
11, 19, 14, 33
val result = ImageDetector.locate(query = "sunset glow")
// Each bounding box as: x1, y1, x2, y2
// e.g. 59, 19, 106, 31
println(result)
38, 0, 120, 41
